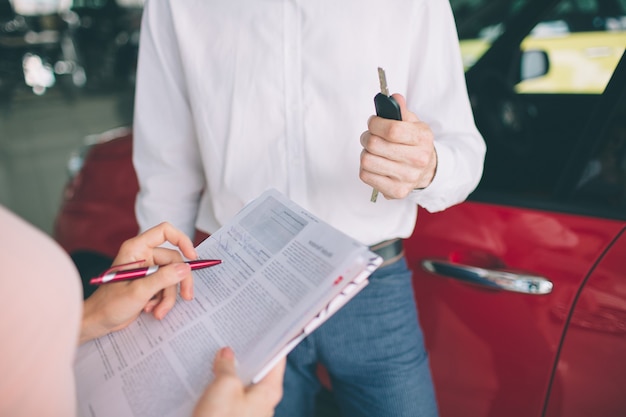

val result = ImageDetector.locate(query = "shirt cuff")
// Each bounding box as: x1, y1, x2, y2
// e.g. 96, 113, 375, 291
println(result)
407, 141, 456, 212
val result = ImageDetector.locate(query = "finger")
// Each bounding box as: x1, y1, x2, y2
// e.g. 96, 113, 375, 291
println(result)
368, 95, 422, 146
368, 116, 413, 146
260, 357, 286, 388
360, 154, 421, 199
359, 147, 385, 190
151, 279, 180, 319
360, 139, 410, 178
151, 248, 193, 299
152, 246, 185, 266
361, 126, 401, 161
143, 292, 161, 313
360, 130, 386, 172
120, 223, 198, 263
213, 347, 238, 377
159, 222, 198, 260
143, 263, 190, 293
138, 263, 190, 315
113, 239, 152, 266
391, 93, 419, 123
360, 129, 373, 149
179, 273, 194, 300
246, 357, 285, 408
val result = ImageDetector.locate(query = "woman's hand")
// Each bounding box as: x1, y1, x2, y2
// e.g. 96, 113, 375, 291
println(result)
194, 348, 285, 417
79, 222, 198, 344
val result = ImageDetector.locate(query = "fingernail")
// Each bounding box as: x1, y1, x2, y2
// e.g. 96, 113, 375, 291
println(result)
220, 347, 235, 360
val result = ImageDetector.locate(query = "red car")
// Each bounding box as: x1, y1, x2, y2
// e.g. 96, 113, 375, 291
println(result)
54, 0, 626, 415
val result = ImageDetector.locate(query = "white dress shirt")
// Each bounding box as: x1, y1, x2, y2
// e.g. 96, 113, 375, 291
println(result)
133, 0, 486, 246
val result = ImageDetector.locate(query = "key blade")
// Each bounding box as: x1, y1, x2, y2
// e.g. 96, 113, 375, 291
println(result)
370, 188, 379, 203
372, 67, 390, 203
377, 67, 389, 96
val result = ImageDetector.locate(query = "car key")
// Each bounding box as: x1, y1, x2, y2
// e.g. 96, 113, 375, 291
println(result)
370, 67, 402, 202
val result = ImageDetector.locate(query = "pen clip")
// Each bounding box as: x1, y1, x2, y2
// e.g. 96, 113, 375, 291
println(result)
95, 259, 146, 278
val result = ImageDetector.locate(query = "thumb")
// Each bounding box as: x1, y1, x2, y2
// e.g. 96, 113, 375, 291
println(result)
213, 347, 238, 377
391, 93, 419, 123
141, 262, 191, 296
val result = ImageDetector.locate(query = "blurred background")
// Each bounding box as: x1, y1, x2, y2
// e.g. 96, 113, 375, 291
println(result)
0, 0, 142, 234
1, 0, 625, 237
2, 2, 625, 417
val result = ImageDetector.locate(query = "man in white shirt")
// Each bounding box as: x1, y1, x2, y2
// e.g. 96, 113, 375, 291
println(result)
133, 1, 485, 416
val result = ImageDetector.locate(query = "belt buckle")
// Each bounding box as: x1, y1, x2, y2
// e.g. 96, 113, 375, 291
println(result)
370, 238, 404, 267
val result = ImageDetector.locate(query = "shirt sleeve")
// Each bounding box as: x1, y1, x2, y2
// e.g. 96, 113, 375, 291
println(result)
133, 0, 205, 238
405, 0, 486, 213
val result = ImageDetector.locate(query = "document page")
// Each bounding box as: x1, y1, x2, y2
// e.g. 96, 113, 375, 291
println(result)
74, 188, 381, 417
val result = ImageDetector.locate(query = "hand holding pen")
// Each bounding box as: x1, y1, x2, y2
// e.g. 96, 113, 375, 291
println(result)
90, 259, 222, 285
80, 223, 219, 343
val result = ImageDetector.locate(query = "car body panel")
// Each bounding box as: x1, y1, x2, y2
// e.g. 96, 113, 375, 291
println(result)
405, 203, 625, 417
544, 231, 626, 417
54, 128, 138, 260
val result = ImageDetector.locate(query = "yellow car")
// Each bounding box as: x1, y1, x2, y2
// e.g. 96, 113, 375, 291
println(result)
459, 20, 626, 94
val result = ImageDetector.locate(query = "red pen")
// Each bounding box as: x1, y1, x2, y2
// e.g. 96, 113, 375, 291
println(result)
89, 259, 222, 285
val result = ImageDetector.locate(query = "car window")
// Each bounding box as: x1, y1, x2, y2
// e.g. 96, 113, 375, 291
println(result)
452, 0, 626, 221
453, 0, 626, 94
454, 0, 530, 69
570, 89, 626, 210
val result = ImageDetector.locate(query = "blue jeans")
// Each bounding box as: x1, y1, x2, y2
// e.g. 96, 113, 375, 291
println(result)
274, 257, 439, 417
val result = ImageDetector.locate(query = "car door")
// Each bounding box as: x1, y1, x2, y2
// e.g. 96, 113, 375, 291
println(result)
544, 232, 626, 417
407, 203, 625, 417
406, 0, 626, 416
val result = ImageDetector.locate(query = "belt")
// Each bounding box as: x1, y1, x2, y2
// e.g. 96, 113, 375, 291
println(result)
370, 238, 404, 267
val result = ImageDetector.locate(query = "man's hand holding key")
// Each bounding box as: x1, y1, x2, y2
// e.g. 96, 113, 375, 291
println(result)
360, 69, 438, 201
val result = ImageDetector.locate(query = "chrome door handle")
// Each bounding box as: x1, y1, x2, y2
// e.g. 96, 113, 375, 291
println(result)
421, 259, 553, 295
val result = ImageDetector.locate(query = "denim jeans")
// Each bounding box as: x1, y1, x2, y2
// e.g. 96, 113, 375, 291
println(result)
274, 257, 439, 417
